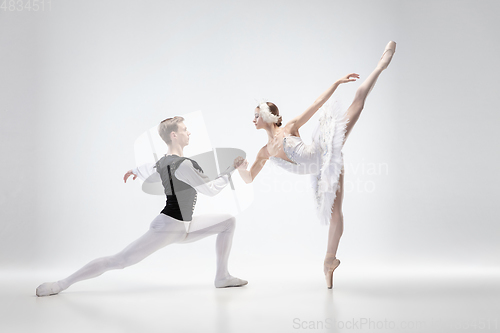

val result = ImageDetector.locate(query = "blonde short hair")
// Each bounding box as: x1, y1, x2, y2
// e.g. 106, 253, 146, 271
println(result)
158, 116, 185, 145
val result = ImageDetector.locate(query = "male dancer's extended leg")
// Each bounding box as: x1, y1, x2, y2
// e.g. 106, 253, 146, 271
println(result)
36, 214, 187, 296
182, 214, 247, 288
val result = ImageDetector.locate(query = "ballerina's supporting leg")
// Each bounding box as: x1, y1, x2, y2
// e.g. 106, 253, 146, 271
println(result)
343, 41, 396, 143
324, 170, 344, 288
326, 171, 344, 257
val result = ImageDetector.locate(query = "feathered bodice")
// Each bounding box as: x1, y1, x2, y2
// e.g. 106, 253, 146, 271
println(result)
268, 135, 321, 175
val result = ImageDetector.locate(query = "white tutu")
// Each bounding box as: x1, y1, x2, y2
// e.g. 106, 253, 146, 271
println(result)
310, 99, 349, 225
269, 98, 349, 225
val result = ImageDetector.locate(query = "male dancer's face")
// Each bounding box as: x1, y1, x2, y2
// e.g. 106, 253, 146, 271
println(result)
174, 122, 191, 147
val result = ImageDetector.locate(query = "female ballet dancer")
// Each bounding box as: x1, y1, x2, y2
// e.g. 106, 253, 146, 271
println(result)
36, 117, 247, 296
235, 41, 396, 288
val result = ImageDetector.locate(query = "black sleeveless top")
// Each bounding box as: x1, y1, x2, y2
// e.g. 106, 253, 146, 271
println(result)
155, 155, 204, 221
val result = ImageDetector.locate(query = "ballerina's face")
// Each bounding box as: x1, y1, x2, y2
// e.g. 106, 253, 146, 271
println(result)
253, 108, 266, 129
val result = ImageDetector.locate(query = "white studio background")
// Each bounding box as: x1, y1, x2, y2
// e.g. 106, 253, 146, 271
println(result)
1, 0, 499, 281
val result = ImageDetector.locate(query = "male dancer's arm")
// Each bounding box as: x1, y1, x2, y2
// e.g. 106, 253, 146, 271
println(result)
125, 159, 238, 191
132, 163, 156, 181
124, 163, 157, 182
174, 160, 235, 197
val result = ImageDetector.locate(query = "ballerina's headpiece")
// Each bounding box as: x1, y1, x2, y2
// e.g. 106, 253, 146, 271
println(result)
257, 101, 280, 124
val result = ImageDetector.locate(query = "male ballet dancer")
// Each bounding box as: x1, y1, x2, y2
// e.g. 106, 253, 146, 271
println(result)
36, 116, 247, 296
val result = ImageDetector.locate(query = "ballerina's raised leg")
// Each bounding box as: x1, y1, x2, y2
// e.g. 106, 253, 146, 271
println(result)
324, 41, 396, 288
343, 41, 396, 143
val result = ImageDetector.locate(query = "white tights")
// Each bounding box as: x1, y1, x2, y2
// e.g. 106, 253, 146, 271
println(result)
47, 213, 238, 293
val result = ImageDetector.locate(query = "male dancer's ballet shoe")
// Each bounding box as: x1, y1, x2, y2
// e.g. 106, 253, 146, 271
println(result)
324, 254, 341, 289
378, 41, 397, 70
36, 281, 64, 297
215, 276, 248, 288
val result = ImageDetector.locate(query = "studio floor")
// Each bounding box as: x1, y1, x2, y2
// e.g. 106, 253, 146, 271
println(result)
3, 264, 499, 333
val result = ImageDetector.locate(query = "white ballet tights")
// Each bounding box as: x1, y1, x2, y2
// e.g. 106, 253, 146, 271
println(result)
37, 213, 243, 296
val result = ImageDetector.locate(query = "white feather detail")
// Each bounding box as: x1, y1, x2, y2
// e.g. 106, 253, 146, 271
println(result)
257, 101, 280, 124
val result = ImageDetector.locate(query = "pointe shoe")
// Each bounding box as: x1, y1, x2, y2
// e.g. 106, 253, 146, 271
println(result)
378, 41, 397, 70
215, 276, 248, 288
36, 281, 63, 297
324, 255, 340, 289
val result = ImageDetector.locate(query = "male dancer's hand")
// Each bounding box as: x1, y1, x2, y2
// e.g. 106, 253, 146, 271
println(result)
234, 156, 248, 170
123, 170, 138, 183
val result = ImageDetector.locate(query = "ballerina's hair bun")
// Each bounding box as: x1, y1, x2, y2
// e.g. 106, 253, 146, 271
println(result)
257, 102, 282, 127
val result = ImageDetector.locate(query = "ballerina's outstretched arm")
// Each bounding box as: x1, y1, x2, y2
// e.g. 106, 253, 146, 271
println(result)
286, 73, 359, 134
234, 146, 269, 184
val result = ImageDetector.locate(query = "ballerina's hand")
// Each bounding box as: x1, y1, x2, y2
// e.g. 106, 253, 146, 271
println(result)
233, 156, 248, 170
123, 170, 137, 183
337, 73, 360, 84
